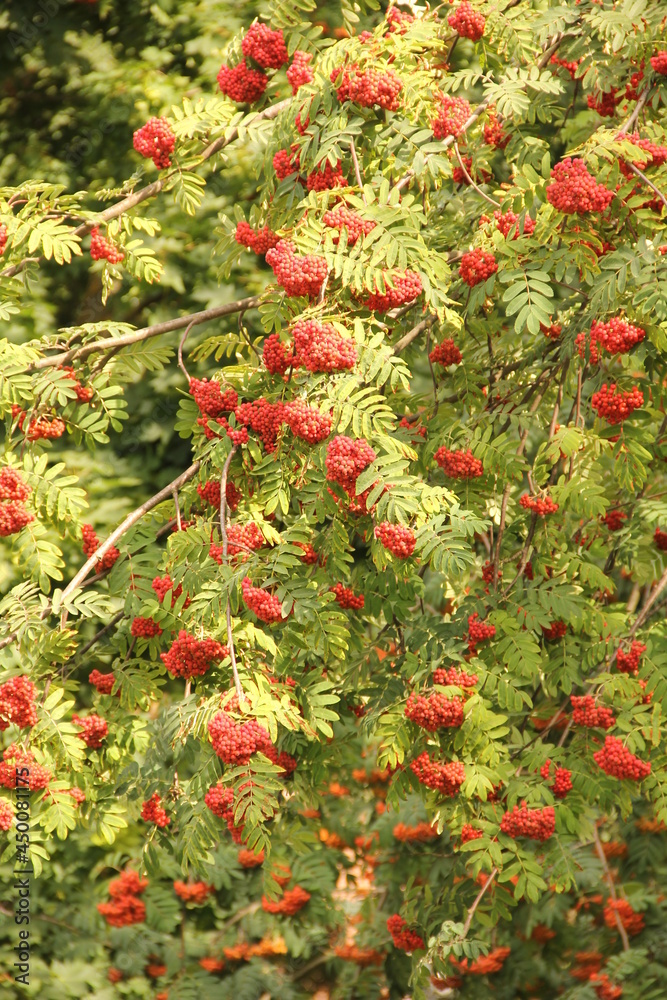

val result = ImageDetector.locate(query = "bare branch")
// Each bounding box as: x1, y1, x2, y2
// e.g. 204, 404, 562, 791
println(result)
592, 822, 630, 951
626, 161, 667, 211
393, 315, 436, 354
177, 319, 196, 383
453, 141, 501, 207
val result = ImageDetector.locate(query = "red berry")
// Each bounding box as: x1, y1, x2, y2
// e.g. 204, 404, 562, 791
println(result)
241, 23, 288, 69
374, 522, 416, 558
160, 631, 228, 679
292, 319, 357, 372
330, 583, 364, 610
500, 803, 555, 841
546, 158, 613, 214
410, 752, 465, 796
241, 577, 288, 623
387, 914, 424, 951
265, 240, 327, 298
519, 494, 559, 516
140, 793, 170, 827
284, 399, 332, 444
217, 62, 267, 104
431, 94, 471, 139
359, 269, 422, 311
591, 384, 643, 424
616, 640, 646, 674
459, 248, 497, 286
435, 448, 482, 478
286, 51, 314, 94
571, 695, 615, 730
448, 3, 485, 41
0, 676, 37, 731
234, 221, 280, 256
405, 690, 464, 730
132, 117, 175, 169
72, 713, 108, 748
322, 206, 376, 246
0, 500, 34, 537
593, 736, 651, 780
429, 340, 462, 367
650, 51, 667, 75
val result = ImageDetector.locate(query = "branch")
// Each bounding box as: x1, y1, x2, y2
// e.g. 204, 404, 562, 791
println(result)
219, 447, 244, 703
177, 319, 196, 383
617, 87, 652, 137
393, 315, 436, 354
453, 141, 501, 207
626, 162, 667, 211
349, 138, 366, 204
459, 868, 499, 940
592, 822, 630, 952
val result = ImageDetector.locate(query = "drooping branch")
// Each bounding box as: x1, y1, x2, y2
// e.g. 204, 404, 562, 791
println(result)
592, 822, 630, 952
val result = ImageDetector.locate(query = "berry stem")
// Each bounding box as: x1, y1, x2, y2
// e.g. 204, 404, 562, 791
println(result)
349, 138, 366, 204
177, 319, 196, 382
625, 161, 667, 211
459, 867, 499, 940
453, 141, 500, 207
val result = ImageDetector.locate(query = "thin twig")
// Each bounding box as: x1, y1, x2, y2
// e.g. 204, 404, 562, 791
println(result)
177, 319, 196, 383
173, 489, 182, 532
393, 315, 436, 354
64, 609, 126, 663
349, 138, 366, 204
219, 447, 244, 703
592, 822, 630, 952
617, 87, 652, 137
626, 162, 667, 211
453, 141, 501, 207
459, 868, 499, 940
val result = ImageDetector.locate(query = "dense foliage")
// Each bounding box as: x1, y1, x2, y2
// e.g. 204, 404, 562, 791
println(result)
1, 1, 667, 999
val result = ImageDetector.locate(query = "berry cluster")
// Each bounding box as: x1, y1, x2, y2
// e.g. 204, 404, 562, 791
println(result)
590, 974, 623, 1000
292, 318, 357, 371
296, 542, 318, 564
132, 118, 176, 169
393, 821, 439, 842
620, 133, 667, 176
330, 583, 364, 610
460, 824, 483, 843
616, 640, 646, 675
89, 227, 124, 264
375, 522, 416, 558
540, 760, 573, 798
0, 467, 30, 501
334, 944, 384, 967
60, 366, 94, 403
261, 885, 311, 915
204, 782, 244, 839
306, 159, 347, 192
97, 870, 148, 928
265, 240, 327, 298
0, 500, 34, 537
273, 147, 300, 180
500, 803, 556, 841
550, 53, 580, 79
212, 522, 265, 562
431, 95, 471, 139
602, 509, 627, 531
322, 206, 376, 246
141, 793, 170, 827
131, 617, 162, 639
217, 62, 267, 103
542, 619, 567, 641
235, 398, 285, 452
448, 2, 485, 40
190, 378, 238, 417
594, 736, 651, 780
429, 339, 462, 367
587, 89, 621, 117
571, 695, 615, 729
433, 665, 478, 687
0, 745, 50, 789
484, 210, 536, 239
241, 576, 287, 622
541, 321, 562, 339
241, 23, 288, 68
326, 435, 376, 492
0, 224, 7, 255
467, 613, 496, 653
173, 880, 214, 904
386, 915, 425, 952
410, 752, 465, 796
435, 447, 483, 478
160, 632, 228, 679
152, 574, 189, 607
458, 947, 512, 975
82, 523, 119, 572
360, 269, 423, 311
459, 248, 498, 286
386, 6, 414, 32
405, 691, 464, 730
286, 51, 313, 94
0, 676, 37, 731
483, 109, 509, 148
265, 745, 297, 774
335, 66, 403, 111
655, 527, 667, 551
72, 713, 108, 748
576, 318, 645, 361
0, 800, 13, 830
89, 669, 116, 694
26, 414, 66, 440
263, 333, 296, 374
591, 384, 643, 424
650, 51, 667, 75
519, 494, 559, 516
603, 898, 645, 935
234, 221, 280, 256
284, 399, 332, 444
546, 158, 614, 214
238, 848, 265, 867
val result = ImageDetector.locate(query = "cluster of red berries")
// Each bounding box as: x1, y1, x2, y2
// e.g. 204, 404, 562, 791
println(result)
393, 821, 439, 843
263, 333, 296, 374
238, 847, 264, 867
265, 240, 328, 298
10, 405, 64, 441
226, 522, 266, 559
0, 467, 30, 502
284, 399, 332, 444
306, 159, 347, 192
97, 870, 148, 927
429, 339, 462, 367
587, 89, 621, 117
550, 53, 580, 79
456, 947, 512, 975
141, 793, 170, 827
500, 803, 556, 841
0, 466, 34, 537
0, 224, 7, 255
435, 447, 483, 478
0, 676, 37, 731
293, 318, 357, 372
460, 824, 483, 843
241, 576, 287, 622
448, 2, 485, 40
546, 158, 614, 214
483, 109, 509, 148
519, 494, 559, 516
82, 523, 120, 572
296, 541, 319, 564
433, 665, 478, 687
0, 800, 13, 831
590, 973, 623, 1000
286, 51, 314, 94
591, 384, 643, 424
410, 752, 465, 796
262, 885, 311, 915
234, 221, 280, 256
323, 206, 376, 246
540, 760, 573, 798
431, 95, 471, 139
602, 509, 627, 531
650, 51, 667, 75
541, 321, 562, 339
334, 66, 403, 111
132, 118, 176, 169
205, 781, 237, 823
620, 133, 667, 176
197, 480, 240, 512
459, 248, 498, 286
89, 227, 124, 264
571, 695, 615, 730
334, 944, 384, 967
542, 619, 567, 641
152, 574, 190, 607
242, 23, 288, 68
72, 713, 108, 748
361, 269, 423, 311
375, 522, 416, 558
60, 366, 94, 403
482, 560, 501, 588
405, 691, 464, 730
616, 640, 646, 675
273, 146, 300, 180
594, 736, 651, 780
160, 632, 228, 679
330, 583, 364, 609
235, 398, 285, 451
483, 210, 536, 239
0, 745, 50, 790
386, 915, 425, 952
173, 880, 214, 904
603, 898, 645, 936
655, 527, 667, 550
326, 435, 376, 493
131, 617, 162, 638
576, 318, 645, 361
89, 669, 116, 694
218, 62, 268, 103
467, 613, 496, 653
